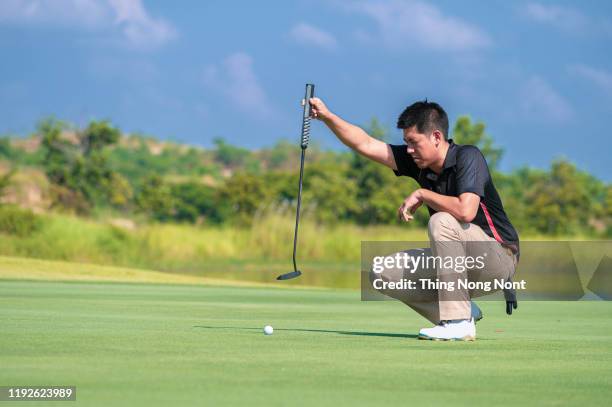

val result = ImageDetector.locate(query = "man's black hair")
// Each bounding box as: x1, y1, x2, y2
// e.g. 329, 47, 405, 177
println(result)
396, 99, 449, 140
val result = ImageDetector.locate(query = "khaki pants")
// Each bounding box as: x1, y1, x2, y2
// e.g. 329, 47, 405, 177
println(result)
370, 212, 517, 324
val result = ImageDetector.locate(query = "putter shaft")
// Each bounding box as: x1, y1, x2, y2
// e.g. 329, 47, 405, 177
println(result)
277, 84, 314, 281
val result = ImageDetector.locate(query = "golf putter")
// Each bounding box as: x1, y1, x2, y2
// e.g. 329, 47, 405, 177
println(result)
277, 83, 315, 281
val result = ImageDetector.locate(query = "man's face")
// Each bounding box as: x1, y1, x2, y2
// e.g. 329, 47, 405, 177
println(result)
402, 126, 438, 169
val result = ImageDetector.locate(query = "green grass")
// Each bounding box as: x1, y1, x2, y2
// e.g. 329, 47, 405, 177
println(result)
0, 213, 429, 283
0, 255, 289, 288
1, 276, 611, 405
1, 212, 592, 290
0, 254, 359, 289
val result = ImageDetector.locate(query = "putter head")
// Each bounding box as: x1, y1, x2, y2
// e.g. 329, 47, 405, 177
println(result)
276, 270, 302, 280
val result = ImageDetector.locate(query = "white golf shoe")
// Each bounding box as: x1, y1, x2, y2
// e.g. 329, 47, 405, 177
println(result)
418, 318, 476, 341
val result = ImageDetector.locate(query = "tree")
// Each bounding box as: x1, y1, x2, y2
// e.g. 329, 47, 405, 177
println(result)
0, 137, 11, 158
523, 159, 593, 235
605, 186, 612, 237
0, 168, 15, 201
452, 116, 504, 172
266, 139, 298, 170
301, 162, 360, 224
78, 120, 120, 204
349, 118, 425, 224
361, 117, 388, 142
39, 118, 73, 186
351, 119, 389, 222
171, 182, 225, 224
39, 118, 124, 210
606, 186, 612, 218
213, 137, 250, 168
135, 175, 176, 221
82, 120, 120, 156
107, 173, 133, 210
217, 172, 270, 226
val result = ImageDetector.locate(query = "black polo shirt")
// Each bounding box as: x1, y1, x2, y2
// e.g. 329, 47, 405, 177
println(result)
390, 139, 519, 253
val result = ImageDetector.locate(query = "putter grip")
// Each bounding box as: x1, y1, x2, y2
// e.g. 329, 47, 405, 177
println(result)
301, 84, 315, 149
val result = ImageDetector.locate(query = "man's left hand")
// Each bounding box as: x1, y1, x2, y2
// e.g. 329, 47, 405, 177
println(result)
398, 190, 423, 222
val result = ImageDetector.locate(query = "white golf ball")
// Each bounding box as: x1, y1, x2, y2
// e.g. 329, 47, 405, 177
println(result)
263, 325, 274, 335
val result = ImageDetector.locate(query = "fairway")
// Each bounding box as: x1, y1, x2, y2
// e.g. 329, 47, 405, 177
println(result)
1, 279, 611, 406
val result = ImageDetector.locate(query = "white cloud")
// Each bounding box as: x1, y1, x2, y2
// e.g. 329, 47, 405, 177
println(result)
346, 0, 491, 51
289, 22, 337, 50
0, 0, 176, 50
519, 76, 574, 122
202, 52, 274, 119
523, 2, 588, 31
522, 2, 612, 37
0, 0, 108, 26
107, 0, 176, 50
569, 64, 612, 94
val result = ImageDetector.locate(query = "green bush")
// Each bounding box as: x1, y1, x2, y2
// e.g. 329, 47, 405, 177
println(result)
0, 205, 42, 237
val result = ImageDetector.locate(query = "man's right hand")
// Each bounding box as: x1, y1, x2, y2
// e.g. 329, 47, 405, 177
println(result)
398, 190, 424, 222
309, 98, 332, 121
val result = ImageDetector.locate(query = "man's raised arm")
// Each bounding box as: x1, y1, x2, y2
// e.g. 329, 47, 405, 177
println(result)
309, 97, 397, 171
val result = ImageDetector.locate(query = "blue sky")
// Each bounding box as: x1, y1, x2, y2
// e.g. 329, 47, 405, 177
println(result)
1, 0, 611, 179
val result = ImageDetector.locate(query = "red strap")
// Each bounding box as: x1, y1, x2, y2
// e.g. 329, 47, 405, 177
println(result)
480, 202, 504, 243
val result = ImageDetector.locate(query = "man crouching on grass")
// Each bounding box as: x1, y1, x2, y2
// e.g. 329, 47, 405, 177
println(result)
309, 97, 519, 341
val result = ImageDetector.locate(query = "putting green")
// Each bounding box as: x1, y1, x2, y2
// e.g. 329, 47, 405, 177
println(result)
1, 279, 611, 406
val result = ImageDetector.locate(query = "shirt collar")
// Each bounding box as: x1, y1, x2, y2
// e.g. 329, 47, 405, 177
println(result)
420, 139, 457, 181
442, 139, 457, 170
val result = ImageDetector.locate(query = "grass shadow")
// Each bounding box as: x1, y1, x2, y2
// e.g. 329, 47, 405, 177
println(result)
193, 325, 418, 339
